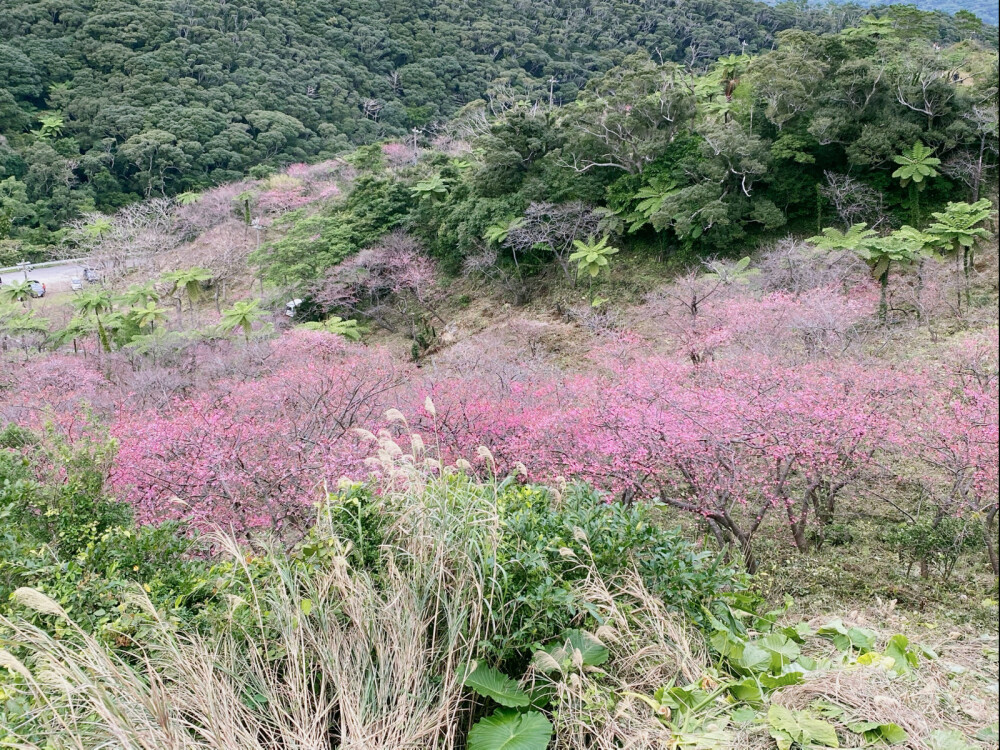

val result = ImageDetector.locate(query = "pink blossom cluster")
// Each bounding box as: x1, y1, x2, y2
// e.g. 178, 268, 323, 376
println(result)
1, 328, 996, 556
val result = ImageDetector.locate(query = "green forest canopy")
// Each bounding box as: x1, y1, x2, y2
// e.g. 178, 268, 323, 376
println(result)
0, 0, 996, 248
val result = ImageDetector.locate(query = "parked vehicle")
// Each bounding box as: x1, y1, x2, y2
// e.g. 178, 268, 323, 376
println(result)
27, 280, 46, 298
83, 267, 100, 283
70, 276, 84, 291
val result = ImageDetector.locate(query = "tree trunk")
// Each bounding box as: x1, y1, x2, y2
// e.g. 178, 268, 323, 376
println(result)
787, 497, 810, 552
985, 506, 998, 576
963, 246, 973, 308
878, 265, 889, 323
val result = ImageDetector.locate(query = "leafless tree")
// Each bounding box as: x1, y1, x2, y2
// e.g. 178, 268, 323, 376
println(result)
65, 199, 177, 286
819, 171, 891, 230
462, 244, 529, 303
504, 202, 603, 280
893, 51, 956, 129
941, 105, 999, 202
311, 232, 441, 333
757, 236, 867, 296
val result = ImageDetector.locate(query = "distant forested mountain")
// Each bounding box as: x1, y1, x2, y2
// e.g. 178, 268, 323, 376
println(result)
1, 0, 996, 245
792, 0, 998, 25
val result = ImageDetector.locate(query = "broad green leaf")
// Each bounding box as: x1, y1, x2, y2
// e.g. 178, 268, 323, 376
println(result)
767, 705, 800, 736
462, 663, 530, 707
759, 672, 804, 690
927, 729, 973, 750
731, 707, 758, 723
545, 629, 609, 668
846, 627, 877, 652
729, 677, 764, 703
738, 643, 772, 673
878, 723, 909, 744
781, 622, 813, 643
884, 635, 918, 675
467, 709, 553, 750
799, 717, 839, 747
758, 633, 800, 672
975, 724, 999, 743
848, 720, 907, 744
818, 620, 875, 653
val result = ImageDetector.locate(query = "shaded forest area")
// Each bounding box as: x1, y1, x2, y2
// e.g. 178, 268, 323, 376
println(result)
1, 0, 996, 249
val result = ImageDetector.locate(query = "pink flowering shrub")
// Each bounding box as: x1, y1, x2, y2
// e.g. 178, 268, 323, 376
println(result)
1, 284, 995, 568
109, 332, 408, 536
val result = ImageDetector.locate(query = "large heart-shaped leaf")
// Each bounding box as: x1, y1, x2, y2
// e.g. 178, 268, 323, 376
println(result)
817, 620, 875, 653
462, 663, 530, 707
545, 629, 609, 668
757, 633, 800, 672
738, 642, 772, 673
468, 709, 553, 750
884, 635, 918, 675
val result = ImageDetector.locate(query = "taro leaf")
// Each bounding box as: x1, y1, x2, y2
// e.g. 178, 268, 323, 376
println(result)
818, 621, 876, 653
817, 620, 851, 650
467, 709, 553, 750
664, 684, 708, 714
848, 720, 882, 733
729, 677, 764, 704
710, 628, 745, 660
813, 702, 844, 719
759, 672, 804, 690
797, 655, 823, 671
758, 633, 801, 672
849, 721, 908, 745
768, 705, 800, 750
884, 635, 918, 675
846, 627, 877, 652
799, 717, 840, 747
550, 629, 609, 667
731, 706, 758, 724
782, 622, 814, 643
738, 642, 772, 674
462, 663, 530, 707
927, 729, 973, 750
878, 724, 909, 744
768, 705, 839, 749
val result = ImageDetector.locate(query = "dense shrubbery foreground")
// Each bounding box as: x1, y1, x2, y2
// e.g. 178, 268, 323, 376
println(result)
0, 425, 734, 745
1, 427, 996, 748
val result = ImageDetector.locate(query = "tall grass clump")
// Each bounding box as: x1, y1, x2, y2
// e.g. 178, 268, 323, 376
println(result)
0, 417, 735, 748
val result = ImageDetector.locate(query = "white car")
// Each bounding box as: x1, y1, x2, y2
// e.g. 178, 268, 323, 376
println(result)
70, 276, 84, 291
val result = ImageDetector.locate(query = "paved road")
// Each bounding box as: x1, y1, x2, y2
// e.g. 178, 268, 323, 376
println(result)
0, 261, 90, 295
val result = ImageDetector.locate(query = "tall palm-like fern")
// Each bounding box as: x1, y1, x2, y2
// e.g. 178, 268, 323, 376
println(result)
892, 141, 940, 226
162, 267, 212, 323
296, 316, 362, 341
0, 280, 34, 308
925, 199, 994, 307
73, 288, 115, 352
809, 223, 933, 322
220, 299, 264, 342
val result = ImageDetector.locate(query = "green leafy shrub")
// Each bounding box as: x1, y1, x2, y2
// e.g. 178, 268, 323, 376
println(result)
0, 428, 212, 639
885, 518, 980, 581
488, 483, 739, 661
